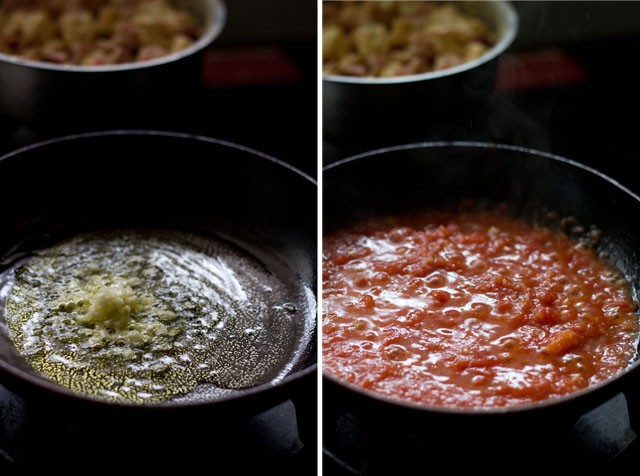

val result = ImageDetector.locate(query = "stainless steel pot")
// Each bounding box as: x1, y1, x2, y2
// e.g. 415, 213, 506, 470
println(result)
322, 1, 519, 143
0, 0, 227, 124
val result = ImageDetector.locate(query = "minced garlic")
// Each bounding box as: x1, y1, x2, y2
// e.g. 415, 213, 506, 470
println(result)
79, 285, 138, 331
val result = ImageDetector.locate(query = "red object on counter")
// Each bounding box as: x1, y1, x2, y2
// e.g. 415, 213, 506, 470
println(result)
202, 45, 304, 88
496, 47, 588, 92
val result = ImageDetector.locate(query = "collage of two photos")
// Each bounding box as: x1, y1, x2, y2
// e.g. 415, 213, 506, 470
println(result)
0, 1, 640, 474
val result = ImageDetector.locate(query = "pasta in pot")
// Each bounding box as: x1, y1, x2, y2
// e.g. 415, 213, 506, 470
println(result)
323, 1, 496, 78
0, 0, 201, 65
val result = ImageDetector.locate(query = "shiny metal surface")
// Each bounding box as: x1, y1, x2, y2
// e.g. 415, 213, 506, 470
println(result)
0, 0, 227, 123
322, 1, 518, 142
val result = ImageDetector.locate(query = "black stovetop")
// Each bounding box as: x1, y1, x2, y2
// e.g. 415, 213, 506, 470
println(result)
323, 390, 640, 475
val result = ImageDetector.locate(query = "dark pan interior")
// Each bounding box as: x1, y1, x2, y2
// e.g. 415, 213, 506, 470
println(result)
324, 142, 640, 415
0, 130, 317, 410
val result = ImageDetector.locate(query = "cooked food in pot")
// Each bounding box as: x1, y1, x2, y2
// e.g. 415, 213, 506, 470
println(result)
323, 203, 640, 408
0, 0, 202, 65
0, 229, 311, 403
322, 0, 497, 77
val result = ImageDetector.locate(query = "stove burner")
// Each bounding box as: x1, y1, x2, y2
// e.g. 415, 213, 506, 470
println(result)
574, 392, 636, 460
323, 392, 640, 475
0, 383, 314, 476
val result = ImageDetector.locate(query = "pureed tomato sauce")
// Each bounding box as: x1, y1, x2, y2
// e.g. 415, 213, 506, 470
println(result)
322, 204, 640, 408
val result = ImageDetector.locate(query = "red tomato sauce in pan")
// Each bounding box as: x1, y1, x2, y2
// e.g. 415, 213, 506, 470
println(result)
322, 206, 640, 408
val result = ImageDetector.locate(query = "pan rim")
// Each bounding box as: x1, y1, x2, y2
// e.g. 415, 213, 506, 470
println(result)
0, 128, 317, 184
324, 140, 639, 204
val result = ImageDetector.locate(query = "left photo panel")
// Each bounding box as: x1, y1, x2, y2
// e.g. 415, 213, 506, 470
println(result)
0, 1, 318, 475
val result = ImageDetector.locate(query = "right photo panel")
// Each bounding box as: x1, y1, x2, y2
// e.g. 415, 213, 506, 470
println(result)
322, 1, 640, 474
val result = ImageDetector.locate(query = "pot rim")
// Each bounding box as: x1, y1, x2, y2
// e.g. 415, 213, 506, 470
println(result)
0, 0, 226, 73
0, 129, 317, 411
322, 140, 640, 416
322, 0, 518, 85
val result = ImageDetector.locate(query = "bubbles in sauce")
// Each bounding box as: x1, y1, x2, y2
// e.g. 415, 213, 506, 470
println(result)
0, 229, 312, 403
323, 207, 640, 408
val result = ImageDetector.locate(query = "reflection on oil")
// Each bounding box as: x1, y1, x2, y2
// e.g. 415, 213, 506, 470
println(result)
1, 229, 307, 403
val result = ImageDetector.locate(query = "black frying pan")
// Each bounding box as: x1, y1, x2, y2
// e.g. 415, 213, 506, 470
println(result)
0, 130, 317, 473
323, 142, 640, 473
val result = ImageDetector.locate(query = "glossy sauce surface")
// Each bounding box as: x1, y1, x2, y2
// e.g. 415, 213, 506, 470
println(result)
323, 207, 639, 408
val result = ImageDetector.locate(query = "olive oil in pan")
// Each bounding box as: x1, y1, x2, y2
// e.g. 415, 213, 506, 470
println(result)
0, 230, 310, 403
